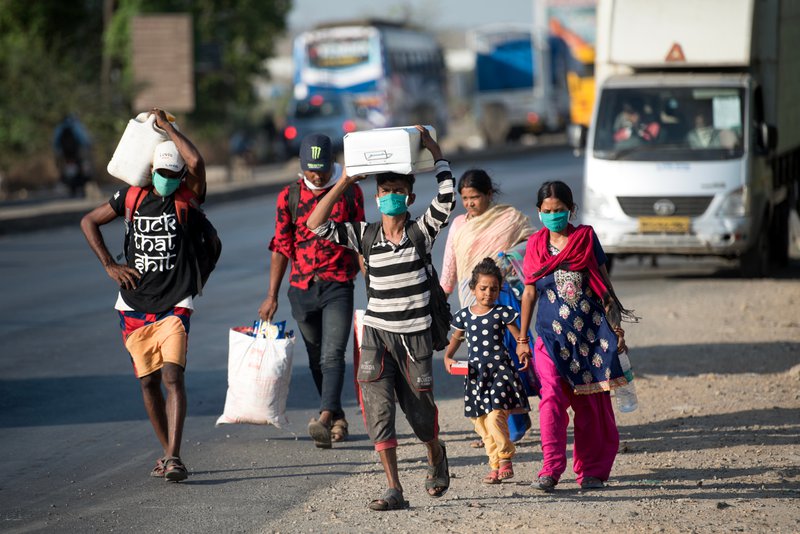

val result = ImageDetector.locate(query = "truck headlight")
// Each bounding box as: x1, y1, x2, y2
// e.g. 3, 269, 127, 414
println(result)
717, 186, 748, 217
583, 187, 616, 218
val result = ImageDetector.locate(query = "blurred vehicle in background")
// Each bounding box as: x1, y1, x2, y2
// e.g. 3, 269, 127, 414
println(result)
283, 92, 371, 155
467, 24, 569, 146
292, 19, 449, 137
574, 0, 800, 277
547, 0, 598, 129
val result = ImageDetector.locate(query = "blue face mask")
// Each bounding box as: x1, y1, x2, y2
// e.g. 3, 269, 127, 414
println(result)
377, 193, 409, 216
539, 211, 570, 232
152, 171, 182, 197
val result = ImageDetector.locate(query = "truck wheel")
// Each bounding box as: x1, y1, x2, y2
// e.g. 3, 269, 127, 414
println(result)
770, 200, 790, 267
480, 104, 509, 146
739, 218, 771, 278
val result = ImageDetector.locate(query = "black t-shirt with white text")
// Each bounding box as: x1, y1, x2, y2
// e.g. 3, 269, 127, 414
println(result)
109, 187, 197, 313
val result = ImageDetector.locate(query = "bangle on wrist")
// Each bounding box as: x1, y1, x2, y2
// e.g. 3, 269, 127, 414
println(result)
516, 337, 529, 343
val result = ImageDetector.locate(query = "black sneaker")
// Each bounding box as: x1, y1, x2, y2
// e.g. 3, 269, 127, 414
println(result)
580, 477, 604, 490
536, 476, 556, 492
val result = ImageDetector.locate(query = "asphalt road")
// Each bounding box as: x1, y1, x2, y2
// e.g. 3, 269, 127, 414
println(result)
1, 147, 795, 532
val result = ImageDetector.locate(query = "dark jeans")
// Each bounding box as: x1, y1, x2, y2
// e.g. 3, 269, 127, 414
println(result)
287, 280, 354, 420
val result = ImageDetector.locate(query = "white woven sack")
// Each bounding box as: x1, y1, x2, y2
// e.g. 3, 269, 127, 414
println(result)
215, 326, 295, 428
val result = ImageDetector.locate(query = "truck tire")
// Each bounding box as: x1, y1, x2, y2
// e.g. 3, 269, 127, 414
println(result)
480, 103, 510, 146
739, 217, 771, 278
770, 200, 790, 267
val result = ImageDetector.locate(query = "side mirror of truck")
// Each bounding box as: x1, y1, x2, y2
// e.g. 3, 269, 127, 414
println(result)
567, 124, 587, 154
757, 122, 778, 153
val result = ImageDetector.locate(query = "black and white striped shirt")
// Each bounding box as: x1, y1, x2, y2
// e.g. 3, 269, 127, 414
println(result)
311, 160, 456, 334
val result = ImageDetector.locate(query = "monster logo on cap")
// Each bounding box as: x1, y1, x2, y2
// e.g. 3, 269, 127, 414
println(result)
300, 134, 332, 173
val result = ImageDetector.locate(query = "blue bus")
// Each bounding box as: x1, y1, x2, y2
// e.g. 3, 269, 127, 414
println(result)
292, 20, 449, 135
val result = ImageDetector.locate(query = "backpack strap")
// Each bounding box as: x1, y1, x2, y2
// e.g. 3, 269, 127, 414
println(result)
124, 186, 149, 223
406, 222, 433, 268
342, 184, 356, 218
289, 181, 356, 225
360, 221, 382, 294
288, 181, 301, 224
174, 183, 201, 225
361, 221, 382, 265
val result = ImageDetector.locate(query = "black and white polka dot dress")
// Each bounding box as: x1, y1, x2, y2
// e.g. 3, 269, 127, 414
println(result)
451, 305, 531, 418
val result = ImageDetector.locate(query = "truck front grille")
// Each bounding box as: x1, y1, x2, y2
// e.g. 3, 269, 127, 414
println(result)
616, 196, 714, 217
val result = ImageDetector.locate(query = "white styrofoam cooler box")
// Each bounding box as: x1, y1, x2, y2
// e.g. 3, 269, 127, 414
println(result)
344, 125, 436, 176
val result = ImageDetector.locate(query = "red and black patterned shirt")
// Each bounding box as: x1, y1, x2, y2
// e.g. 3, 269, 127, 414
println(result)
269, 179, 365, 289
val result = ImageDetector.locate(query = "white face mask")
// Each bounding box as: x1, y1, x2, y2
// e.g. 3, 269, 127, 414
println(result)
300, 162, 342, 190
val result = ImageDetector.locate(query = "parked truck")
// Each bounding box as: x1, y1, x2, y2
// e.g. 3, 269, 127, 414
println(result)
572, 0, 800, 276
468, 24, 569, 145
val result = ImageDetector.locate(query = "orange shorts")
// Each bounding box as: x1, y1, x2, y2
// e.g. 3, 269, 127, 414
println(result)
124, 315, 188, 378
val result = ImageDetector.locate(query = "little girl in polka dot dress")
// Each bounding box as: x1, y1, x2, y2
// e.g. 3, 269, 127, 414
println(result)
444, 257, 531, 484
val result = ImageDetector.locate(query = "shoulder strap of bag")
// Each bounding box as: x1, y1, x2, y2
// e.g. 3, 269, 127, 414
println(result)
406, 222, 433, 271
288, 181, 301, 224
361, 221, 381, 266
290, 181, 355, 225
173, 183, 202, 225
124, 186, 149, 223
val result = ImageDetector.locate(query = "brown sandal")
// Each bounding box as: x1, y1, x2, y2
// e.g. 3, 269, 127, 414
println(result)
164, 456, 188, 482
308, 418, 332, 449
150, 456, 167, 478
331, 418, 349, 443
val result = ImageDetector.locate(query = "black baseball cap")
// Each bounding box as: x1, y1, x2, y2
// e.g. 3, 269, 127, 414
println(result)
299, 133, 333, 173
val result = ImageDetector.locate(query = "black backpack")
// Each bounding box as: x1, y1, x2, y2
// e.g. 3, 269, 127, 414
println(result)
124, 184, 222, 294
361, 221, 452, 351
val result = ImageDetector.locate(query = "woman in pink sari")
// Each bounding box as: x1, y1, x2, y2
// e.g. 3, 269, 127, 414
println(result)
440, 169, 536, 444
516, 180, 636, 492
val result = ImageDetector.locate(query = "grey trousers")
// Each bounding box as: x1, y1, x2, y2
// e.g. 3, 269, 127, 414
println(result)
357, 325, 439, 450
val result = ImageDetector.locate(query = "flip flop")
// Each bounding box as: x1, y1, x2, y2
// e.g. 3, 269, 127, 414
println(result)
369, 488, 409, 511
470, 439, 484, 449
425, 440, 450, 498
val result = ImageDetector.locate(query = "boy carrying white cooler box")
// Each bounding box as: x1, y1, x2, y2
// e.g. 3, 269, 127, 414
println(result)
344, 125, 436, 176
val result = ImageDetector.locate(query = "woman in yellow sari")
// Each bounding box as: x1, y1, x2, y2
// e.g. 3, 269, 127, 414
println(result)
440, 169, 537, 443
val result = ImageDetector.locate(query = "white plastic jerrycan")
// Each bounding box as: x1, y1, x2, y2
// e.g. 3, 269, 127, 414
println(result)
107, 111, 178, 186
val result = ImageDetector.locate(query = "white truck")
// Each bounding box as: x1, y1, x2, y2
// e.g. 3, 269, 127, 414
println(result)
571, 0, 800, 276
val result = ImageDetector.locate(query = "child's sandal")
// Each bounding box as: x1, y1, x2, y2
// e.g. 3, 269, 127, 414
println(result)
498, 460, 514, 480
482, 469, 500, 485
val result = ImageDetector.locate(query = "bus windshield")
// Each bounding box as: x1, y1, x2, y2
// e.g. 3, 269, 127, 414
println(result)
593, 87, 745, 161
307, 37, 371, 69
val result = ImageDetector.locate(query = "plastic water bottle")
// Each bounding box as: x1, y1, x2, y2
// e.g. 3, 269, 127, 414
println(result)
614, 351, 639, 413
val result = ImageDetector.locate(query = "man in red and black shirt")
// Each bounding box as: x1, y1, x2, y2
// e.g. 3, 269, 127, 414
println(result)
259, 133, 365, 449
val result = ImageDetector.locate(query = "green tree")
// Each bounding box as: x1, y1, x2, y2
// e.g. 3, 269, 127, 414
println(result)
0, 0, 291, 190
106, 0, 291, 132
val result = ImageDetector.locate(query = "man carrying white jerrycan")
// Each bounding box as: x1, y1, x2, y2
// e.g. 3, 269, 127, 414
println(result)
80, 108, 216, 482
306, 125, 455, 511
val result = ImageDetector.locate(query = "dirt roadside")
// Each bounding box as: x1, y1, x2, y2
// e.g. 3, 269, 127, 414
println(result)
262, 273, 800, 534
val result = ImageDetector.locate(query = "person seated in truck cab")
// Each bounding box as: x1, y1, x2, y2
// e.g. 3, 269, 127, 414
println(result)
686, 106, 739, 149
613, 101, 661, 148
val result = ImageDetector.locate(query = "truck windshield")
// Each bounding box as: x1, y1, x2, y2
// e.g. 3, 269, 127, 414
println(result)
593, 87, 744, 161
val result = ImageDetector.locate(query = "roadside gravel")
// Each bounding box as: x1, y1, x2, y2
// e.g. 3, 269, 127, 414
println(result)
262, 273, 800, 534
